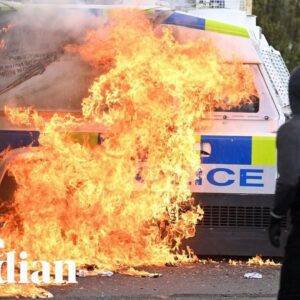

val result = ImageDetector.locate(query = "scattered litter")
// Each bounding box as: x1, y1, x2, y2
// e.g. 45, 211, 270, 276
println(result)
76, 269, 98, 277
118, 267, 162, 278
143, 273, 162, 278
77, 270, 88, 277
98, 271, 114, 277
244, 272, 263, 279
33, 290, 54, 298
77, 269, 114, 277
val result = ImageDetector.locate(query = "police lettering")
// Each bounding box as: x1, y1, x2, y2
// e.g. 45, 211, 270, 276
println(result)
196, 168, 264, 187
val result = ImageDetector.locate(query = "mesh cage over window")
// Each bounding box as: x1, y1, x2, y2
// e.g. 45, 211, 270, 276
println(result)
195, 0, 248, 11
260, 48, 290, 108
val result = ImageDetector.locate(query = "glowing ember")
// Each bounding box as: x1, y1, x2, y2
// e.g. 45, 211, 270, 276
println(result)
118, 267, 162, 278
1, 9, 256, 296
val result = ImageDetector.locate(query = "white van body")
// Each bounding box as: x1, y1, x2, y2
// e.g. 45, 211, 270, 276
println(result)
0, 0, 290, 255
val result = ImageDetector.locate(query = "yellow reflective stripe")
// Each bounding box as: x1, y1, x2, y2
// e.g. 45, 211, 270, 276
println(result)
205, 19, 250, 38
194, 135, 200, 143
69, 132, 98, 147
252, 136, 276, 166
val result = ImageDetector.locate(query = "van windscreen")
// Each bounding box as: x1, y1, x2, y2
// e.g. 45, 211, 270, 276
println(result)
214, 94, 259, 113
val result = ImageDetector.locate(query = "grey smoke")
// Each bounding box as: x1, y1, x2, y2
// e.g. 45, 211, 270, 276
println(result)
0, 2, 107, 111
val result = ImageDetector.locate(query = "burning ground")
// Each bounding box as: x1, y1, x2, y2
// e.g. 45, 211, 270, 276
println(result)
0, 9, 256, 297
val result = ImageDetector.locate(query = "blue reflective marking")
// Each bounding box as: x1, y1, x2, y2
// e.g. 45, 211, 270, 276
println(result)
164, 12, 206, 30
240, 169, 264, 187
201, 135, 252, 165
0, 130, 40, 152
207, 168, 235, 186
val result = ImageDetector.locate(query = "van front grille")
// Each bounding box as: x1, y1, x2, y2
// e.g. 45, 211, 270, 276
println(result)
199, 206, 287, 228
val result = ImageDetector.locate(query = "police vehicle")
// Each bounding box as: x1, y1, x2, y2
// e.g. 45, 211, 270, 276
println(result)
0, 0, 290, 256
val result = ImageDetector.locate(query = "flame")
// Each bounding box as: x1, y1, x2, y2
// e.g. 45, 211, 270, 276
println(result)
0, 284, 53, 299
1, 9, 257, 296
118, 267, 162, 277
247, 255, 280, 266
229, 256, 280, 266
4, 106, 44, 127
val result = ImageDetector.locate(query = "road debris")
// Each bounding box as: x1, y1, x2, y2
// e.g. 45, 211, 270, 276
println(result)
76, 269, 98, 277
98, 271, 114, 277
119, 267, 162, 278
244, 272, 263, 279
33, 290, 54, 299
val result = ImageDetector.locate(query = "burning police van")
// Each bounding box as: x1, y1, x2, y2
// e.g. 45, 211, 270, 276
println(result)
0, 0, 290, 257
153, 6, 290, 256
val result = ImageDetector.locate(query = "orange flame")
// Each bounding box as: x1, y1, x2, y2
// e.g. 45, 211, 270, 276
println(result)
1, 9, 257, 291
0, 284, 53, 299
229, 256, 280, 266
247, 255, 280, 266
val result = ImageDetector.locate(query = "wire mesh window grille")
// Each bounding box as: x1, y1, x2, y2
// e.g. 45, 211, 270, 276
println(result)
196, 0, 247, 10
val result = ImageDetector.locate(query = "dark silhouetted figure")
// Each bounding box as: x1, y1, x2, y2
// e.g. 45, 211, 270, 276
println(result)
269, 66, 300, 300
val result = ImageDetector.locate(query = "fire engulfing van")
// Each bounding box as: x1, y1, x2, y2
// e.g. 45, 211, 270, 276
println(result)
157, 8, 290, 256
0, 1, 291, 256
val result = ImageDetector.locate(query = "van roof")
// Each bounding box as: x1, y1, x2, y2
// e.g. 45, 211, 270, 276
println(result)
159, 11, 261, 64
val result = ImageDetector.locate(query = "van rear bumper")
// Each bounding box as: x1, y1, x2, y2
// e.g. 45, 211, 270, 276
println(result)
186, 193, 289, 256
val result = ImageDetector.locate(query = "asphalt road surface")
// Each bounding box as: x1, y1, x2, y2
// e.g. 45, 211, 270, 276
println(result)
3, 260, 280, 300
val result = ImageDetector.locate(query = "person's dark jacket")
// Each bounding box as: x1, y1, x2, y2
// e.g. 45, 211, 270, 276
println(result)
269, 66, 300, 247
